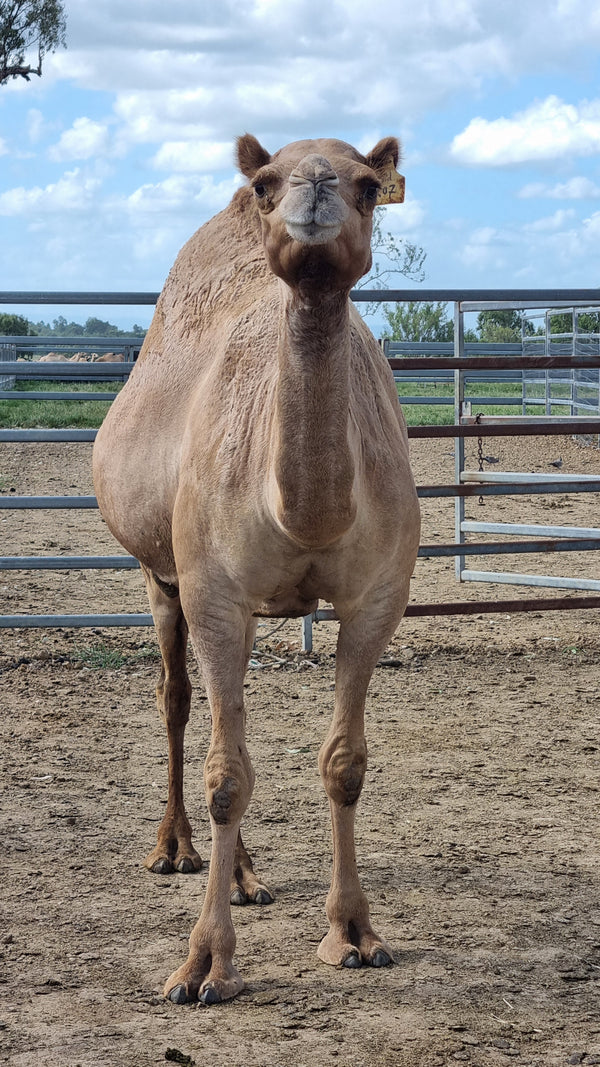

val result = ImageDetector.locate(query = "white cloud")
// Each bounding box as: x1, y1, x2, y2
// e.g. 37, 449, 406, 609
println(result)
113, 89, 215, 149
460, 226, 506, 268
524, 208, 576, 232
122, 173, 243, 217
450, 96, 600, 165
378, 195, 425, 234
0, 169, 102, 216
580, 210, 600, 244
454, 202, 600, 281
151, 140, 233, 172
49, 117, 112, 161
26, 109, 45, 144
28, 1, 600, 166
518, 176, 600, 199
39, 2, 598, 135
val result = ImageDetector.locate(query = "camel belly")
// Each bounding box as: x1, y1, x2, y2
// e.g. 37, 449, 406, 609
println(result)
253, 590, 319, 618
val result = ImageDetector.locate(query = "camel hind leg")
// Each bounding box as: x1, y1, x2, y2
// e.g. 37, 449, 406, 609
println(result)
231, 615, 274, 906
142, 567, 202, 875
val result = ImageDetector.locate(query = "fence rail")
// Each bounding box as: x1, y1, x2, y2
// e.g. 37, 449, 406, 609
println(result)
1, 288, 599, 641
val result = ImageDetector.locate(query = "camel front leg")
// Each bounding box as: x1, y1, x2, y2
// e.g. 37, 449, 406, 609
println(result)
318, 589, 409, 969
164, 600, 256, 1005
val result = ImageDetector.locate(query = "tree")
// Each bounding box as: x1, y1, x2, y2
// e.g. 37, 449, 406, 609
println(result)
355, 207, 426, 315
382, 300, 453, 342
0, 1, 66, 84
549, 310, 600, 336
31, 315, 148, 337
476, 309, 522, 343
0, 311, 34, 334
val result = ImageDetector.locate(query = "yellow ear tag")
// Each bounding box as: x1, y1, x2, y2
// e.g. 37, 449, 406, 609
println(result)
377, 166, 405, 205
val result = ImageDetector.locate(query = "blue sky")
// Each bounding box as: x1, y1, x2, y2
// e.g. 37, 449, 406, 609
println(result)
1, 0, 600, 331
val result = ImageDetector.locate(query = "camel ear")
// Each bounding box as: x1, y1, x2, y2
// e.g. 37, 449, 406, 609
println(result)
365, 137, 405, 205
365, 136, 401, 174
236, 134, 271, 178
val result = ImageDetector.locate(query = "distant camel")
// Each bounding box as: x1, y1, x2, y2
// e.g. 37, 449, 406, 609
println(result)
92, 352, 125, 363
93, 134, 420, 1006
38, 352, 68, 362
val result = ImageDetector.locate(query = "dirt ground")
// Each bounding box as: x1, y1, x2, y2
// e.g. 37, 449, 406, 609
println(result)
1, 430, 600, 1067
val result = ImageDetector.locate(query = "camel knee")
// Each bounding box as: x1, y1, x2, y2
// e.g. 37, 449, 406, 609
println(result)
205, 748, 254, 826
319, 735, 367, 807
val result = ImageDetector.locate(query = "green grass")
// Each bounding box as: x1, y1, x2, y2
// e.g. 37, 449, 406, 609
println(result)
397, 381, 580, 425
72, 642, 159, 669
0, 377, 587, 431
0, 380, 123, 429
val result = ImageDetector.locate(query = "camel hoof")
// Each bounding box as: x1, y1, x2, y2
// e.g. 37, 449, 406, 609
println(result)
176, 857, 199, 874
151, 857, 173, 875
230, 887, 247, 906
252, 888, 273, 906
370, 949, 393, 968
199, 985, 221, 1006
168, 984, 193, 1005
342, 950, 362, 969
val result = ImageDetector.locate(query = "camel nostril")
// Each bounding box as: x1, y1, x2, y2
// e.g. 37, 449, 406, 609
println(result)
289, 173, 339, 188
289, 173, 315, 187
289, 154, 339, 187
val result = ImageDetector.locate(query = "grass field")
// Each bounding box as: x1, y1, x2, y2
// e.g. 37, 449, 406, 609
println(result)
0, 376, 593, 429
398, 380, 585, 425
0, 380, 123, 429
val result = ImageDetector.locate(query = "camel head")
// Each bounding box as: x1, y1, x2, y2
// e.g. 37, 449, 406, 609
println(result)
237, 134, 402, 302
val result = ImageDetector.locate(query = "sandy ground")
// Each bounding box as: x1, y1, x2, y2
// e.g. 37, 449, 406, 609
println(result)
1, 431, 600, 1067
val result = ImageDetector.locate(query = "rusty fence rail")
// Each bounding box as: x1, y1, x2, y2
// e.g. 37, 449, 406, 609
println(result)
1, 290, 600, 637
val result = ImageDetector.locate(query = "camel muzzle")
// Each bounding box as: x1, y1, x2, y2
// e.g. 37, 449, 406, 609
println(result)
280, 156, 349, 245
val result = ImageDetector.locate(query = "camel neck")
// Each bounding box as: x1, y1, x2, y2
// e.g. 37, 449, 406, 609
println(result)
273, 289, 356, 547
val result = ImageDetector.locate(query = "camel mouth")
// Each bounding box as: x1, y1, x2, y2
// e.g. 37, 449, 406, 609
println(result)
285, 221, 342, 245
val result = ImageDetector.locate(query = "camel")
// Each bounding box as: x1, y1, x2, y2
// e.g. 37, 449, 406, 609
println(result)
92, 351, 125, 362
92, 133, 421, 1006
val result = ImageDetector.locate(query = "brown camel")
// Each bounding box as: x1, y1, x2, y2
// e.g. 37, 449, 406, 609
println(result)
92, 134, 421, 1006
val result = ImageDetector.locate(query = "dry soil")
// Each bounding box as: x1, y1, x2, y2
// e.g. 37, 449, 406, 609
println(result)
1, 432, 600, 1067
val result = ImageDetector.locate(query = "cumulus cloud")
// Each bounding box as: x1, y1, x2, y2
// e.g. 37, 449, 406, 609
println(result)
43, 0, 598, 138
581, 210, 600, 241
378, 196, 426, 235
455, 201, 600, 280
49, 118, 112, 161
123, 173, 243, 217
152, 141, 236, 172
0, 169, 102, 216
524, 208, 576, 232
450, 96, 600, 165
26, 109, 45, 145
518, 176, 600, 199
30, 0, 600, 168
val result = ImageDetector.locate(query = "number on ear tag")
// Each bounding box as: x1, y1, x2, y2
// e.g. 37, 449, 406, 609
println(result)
377, 167, 405, 205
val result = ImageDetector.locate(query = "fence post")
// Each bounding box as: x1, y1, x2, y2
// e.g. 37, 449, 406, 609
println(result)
454, 301, 466, 581
301, 613, 314, 653
0, 343, 16, 390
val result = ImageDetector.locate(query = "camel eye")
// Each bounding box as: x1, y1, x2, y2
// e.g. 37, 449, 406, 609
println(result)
254, 183, 267, 199
364, 184, 379, 202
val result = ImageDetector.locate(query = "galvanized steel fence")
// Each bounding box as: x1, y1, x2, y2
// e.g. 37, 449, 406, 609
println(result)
1, 288, 600, 641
